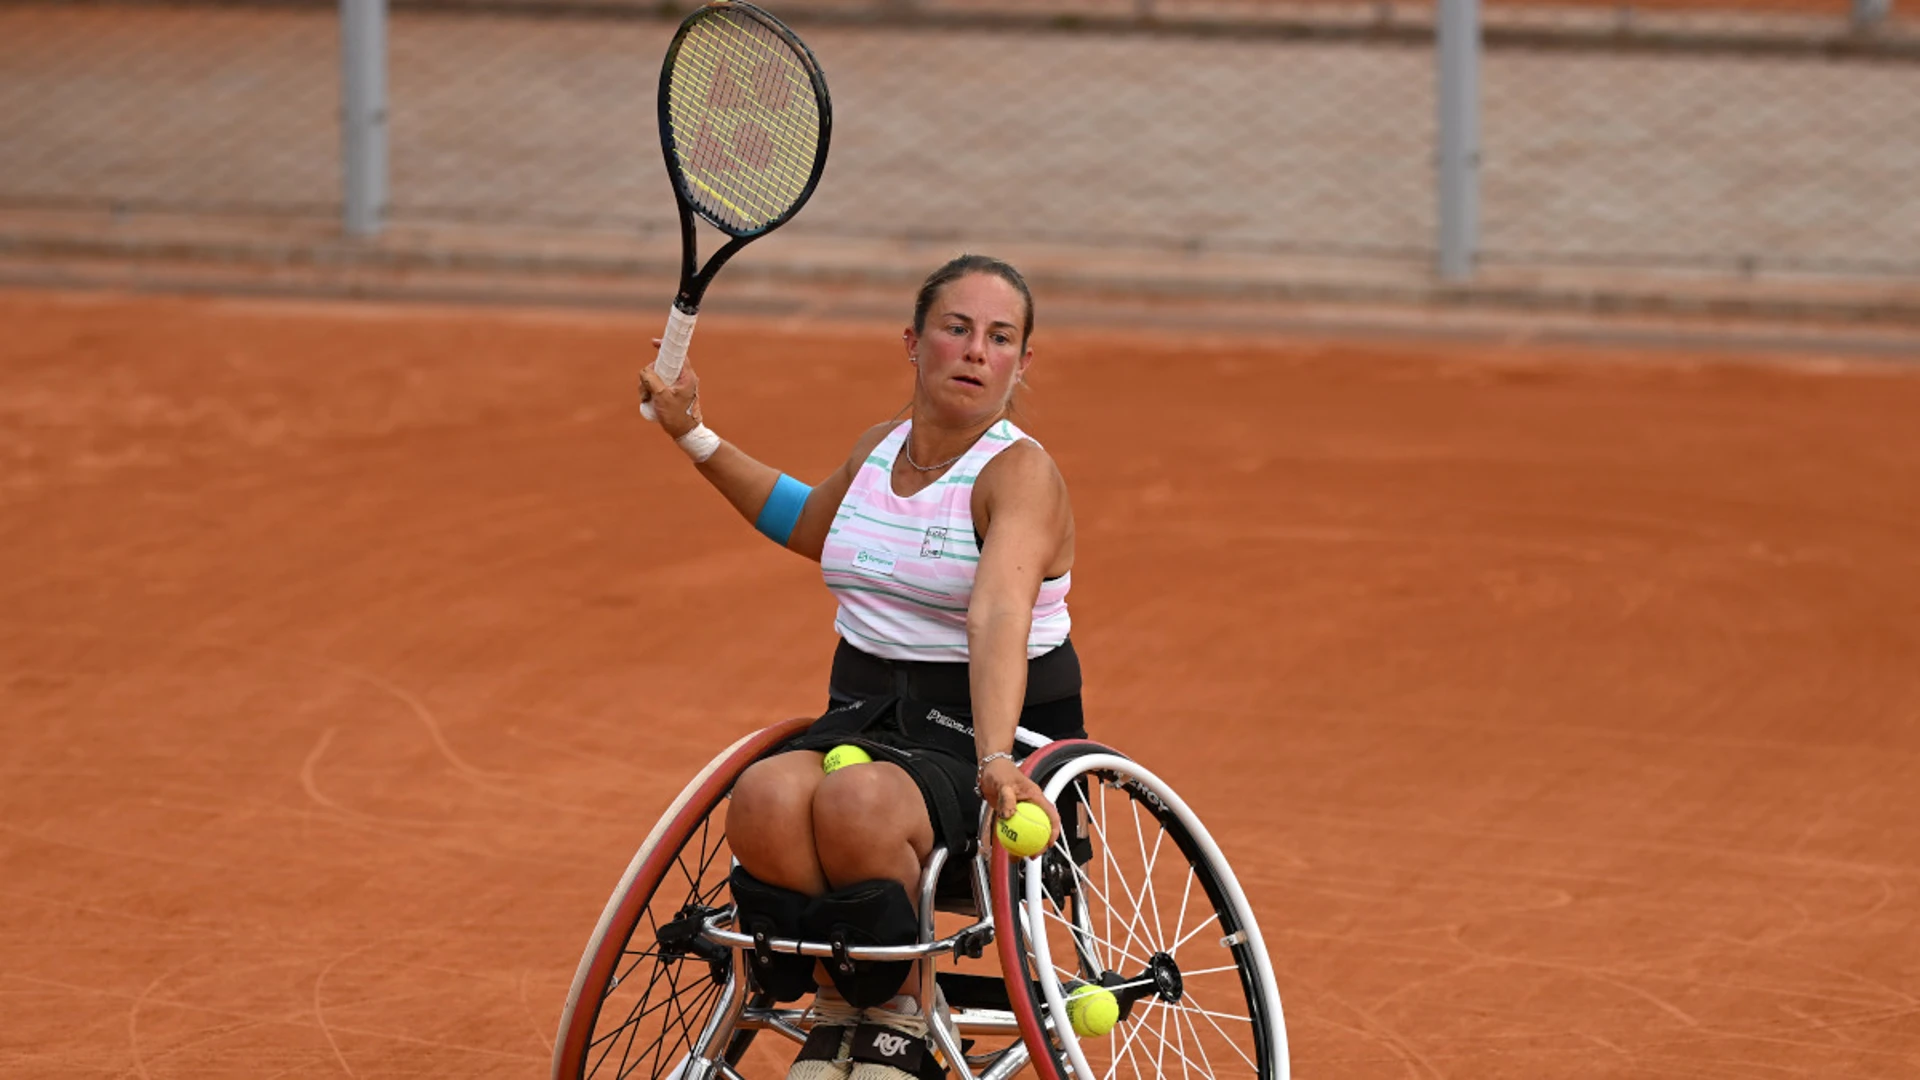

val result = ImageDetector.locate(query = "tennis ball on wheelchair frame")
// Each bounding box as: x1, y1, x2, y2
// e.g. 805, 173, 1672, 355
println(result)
1066, 983, 1121, 1038
821, 744, 873, 774
994, 801, 1052, 858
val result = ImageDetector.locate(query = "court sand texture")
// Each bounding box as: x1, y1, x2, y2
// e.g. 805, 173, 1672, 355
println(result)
3, 287, 1919, 1080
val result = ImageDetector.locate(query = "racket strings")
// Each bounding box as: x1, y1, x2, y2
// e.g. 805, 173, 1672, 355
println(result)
667, 12, 822, 234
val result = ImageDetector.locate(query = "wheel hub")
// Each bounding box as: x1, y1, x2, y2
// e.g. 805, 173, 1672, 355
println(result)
1147, 951, 1183, 1004
655, 904, 731, 984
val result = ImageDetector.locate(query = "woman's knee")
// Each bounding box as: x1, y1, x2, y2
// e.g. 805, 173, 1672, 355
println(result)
729, 753, 826, 863
811, 765, 932, 856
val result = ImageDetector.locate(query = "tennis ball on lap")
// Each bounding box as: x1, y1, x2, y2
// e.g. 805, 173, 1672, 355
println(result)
1066, 983, 1120, 1038
821, 744, 872, 774
994, 801, 1051, 858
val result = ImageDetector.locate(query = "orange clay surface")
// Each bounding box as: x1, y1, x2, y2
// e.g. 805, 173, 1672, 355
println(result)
3, 288, 1919, 1079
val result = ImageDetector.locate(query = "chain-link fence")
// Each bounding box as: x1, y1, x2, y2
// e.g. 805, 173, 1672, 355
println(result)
1478, 0, 1920, 275
1, 0, 1916, 287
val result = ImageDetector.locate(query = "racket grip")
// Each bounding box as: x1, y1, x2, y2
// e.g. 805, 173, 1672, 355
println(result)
640, 305, 699, 423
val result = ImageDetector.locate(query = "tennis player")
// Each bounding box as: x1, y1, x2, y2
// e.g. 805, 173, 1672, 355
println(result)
639, 254, 1082, 1080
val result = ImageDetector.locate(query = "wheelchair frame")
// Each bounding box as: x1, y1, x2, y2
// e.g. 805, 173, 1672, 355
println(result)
553, 718, 1289, 1080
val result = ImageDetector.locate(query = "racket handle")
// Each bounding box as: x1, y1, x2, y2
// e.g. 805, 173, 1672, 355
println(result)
640, 305, 699, 423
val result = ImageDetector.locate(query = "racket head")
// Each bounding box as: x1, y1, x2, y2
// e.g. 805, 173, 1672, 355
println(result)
658, 2, 832, 244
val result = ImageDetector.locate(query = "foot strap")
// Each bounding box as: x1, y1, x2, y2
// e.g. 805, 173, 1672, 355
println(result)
796, 1023, 852, 1064
849, 1023, 949, 1080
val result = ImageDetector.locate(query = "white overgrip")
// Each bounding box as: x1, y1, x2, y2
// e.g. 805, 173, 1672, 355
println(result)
639, 305, 700, 422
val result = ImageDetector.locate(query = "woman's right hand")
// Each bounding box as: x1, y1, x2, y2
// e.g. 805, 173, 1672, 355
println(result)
980, 755, 1064, 839
637, 340, 702, 439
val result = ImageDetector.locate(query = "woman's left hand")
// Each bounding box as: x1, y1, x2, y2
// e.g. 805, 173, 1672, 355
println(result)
980, 756, 1063, 838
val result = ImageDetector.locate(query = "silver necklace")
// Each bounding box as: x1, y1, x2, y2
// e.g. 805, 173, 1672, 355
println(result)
902, 439, 966, 473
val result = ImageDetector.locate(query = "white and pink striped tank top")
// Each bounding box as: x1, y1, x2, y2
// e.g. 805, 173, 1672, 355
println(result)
821, 419, 1071, 661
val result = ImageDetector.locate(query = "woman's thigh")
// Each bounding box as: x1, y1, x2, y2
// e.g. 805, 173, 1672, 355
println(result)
729, 750, 828, 890
811, 762, 936, 888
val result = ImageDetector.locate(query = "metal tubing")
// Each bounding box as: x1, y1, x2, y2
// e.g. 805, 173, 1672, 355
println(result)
1436, 0, 1481, 280
976, 1040, 1033, 1080
339, 0, 388, 236
915, 848, 976, 1078
702, 920, 988, 961
678, 951, 747, 1080
735, 1006, 1024, 1037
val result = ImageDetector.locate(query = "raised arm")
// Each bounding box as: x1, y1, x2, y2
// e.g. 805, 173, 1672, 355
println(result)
639, 360, 894, 562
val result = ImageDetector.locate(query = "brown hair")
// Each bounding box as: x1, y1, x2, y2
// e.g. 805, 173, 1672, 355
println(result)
911, 254, 1034, 347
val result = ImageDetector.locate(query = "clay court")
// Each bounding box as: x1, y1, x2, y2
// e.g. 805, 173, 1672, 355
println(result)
2, 286, 1917, 1078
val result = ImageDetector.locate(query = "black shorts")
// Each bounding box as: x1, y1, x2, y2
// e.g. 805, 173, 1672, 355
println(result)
783, 638, 1086, 855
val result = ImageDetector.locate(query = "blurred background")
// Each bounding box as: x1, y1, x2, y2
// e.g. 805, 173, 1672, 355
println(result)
7, 6, 1920, 1079
2, 0, 1916, 325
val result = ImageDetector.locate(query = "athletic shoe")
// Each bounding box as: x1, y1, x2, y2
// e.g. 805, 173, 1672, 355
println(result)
787, 985, 863, 1080
847, 991, 948, 1080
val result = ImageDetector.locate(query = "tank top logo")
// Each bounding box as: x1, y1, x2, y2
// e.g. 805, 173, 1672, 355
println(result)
919, 526, 948, 559
853, 548, 898, 577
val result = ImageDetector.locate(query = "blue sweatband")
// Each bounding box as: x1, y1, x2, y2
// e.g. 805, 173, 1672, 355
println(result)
755, 473, 811, 545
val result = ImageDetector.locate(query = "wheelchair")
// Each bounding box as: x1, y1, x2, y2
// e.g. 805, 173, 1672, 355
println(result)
553, 717, 1290, 1080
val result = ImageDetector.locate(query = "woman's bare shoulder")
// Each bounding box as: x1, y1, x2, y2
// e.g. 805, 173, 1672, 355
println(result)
844, 419, 905, 467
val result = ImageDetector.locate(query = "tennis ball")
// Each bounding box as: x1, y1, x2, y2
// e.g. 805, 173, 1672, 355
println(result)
994, 801, 1051, 858
821, 744, 873, 774
1066, 983, 1120, 1038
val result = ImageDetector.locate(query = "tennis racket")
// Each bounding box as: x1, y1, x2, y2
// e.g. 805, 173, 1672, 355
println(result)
641, 0, 832, 421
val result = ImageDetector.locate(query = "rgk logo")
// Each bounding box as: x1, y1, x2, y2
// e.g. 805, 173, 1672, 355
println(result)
871, 1033, 911, 1058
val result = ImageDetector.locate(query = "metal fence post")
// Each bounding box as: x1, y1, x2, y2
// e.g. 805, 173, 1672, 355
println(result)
1436, 0, 1481, 281
341, 0, 388, 236
1852, 0, 1891, 30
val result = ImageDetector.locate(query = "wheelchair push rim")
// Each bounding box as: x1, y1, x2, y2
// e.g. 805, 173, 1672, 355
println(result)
553, 717, 812, 1080
993, 743, 1290, 1080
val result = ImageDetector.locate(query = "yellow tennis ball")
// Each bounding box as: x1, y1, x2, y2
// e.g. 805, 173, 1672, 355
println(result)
821, 744, 872, 774
994, 801, 1051, 858
1066, 983, 1120, 1038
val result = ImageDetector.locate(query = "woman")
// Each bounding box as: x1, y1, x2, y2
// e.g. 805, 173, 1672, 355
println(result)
639, 254, 1080, 1080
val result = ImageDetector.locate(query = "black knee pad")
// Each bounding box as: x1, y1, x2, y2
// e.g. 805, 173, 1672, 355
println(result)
804, 879, 919, 1009
728, 866, 817, 1002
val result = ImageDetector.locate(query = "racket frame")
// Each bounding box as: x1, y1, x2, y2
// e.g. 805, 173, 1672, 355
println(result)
643, 0, 832, 420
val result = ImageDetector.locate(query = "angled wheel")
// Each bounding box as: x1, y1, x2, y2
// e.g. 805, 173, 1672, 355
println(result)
993, 741, 1290, 1080
553, 717, 812, 1080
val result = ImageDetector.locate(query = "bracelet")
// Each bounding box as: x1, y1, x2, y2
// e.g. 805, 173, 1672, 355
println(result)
974, 751, 1015, 792
675, 423, 722, 464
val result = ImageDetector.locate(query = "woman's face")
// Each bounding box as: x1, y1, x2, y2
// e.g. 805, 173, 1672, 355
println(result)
905, 272, 1033, 425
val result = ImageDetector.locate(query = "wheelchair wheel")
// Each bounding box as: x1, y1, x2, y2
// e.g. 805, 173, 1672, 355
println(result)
992, 741, 1290, 1080
553, 717, 812, 1080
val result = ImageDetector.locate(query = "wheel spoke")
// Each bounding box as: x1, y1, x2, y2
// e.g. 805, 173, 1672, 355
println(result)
1151, 987, 1172, 1080
1174, 987, 1253, 1024
1177, 963, 1245, 978
1169, 910, 1221, 955
1041, 896, 1151, 972
1134, 799, 1168, 947
1022, 759, 1281, 1080
570, 798, 744, 1080
1074, 808, 1162, 962
1171, 992, 1259, 1075
1060, 856, 1155, 972
1172, 863, 1197, 963
1096, 778, 1115, 975
1173, 989, 1221, 1080
1102, 995, 1159, 1080
1131, 996, 1220, 1080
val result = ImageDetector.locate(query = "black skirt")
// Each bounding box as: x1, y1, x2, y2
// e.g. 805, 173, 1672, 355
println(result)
783, 638, 1086, 855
